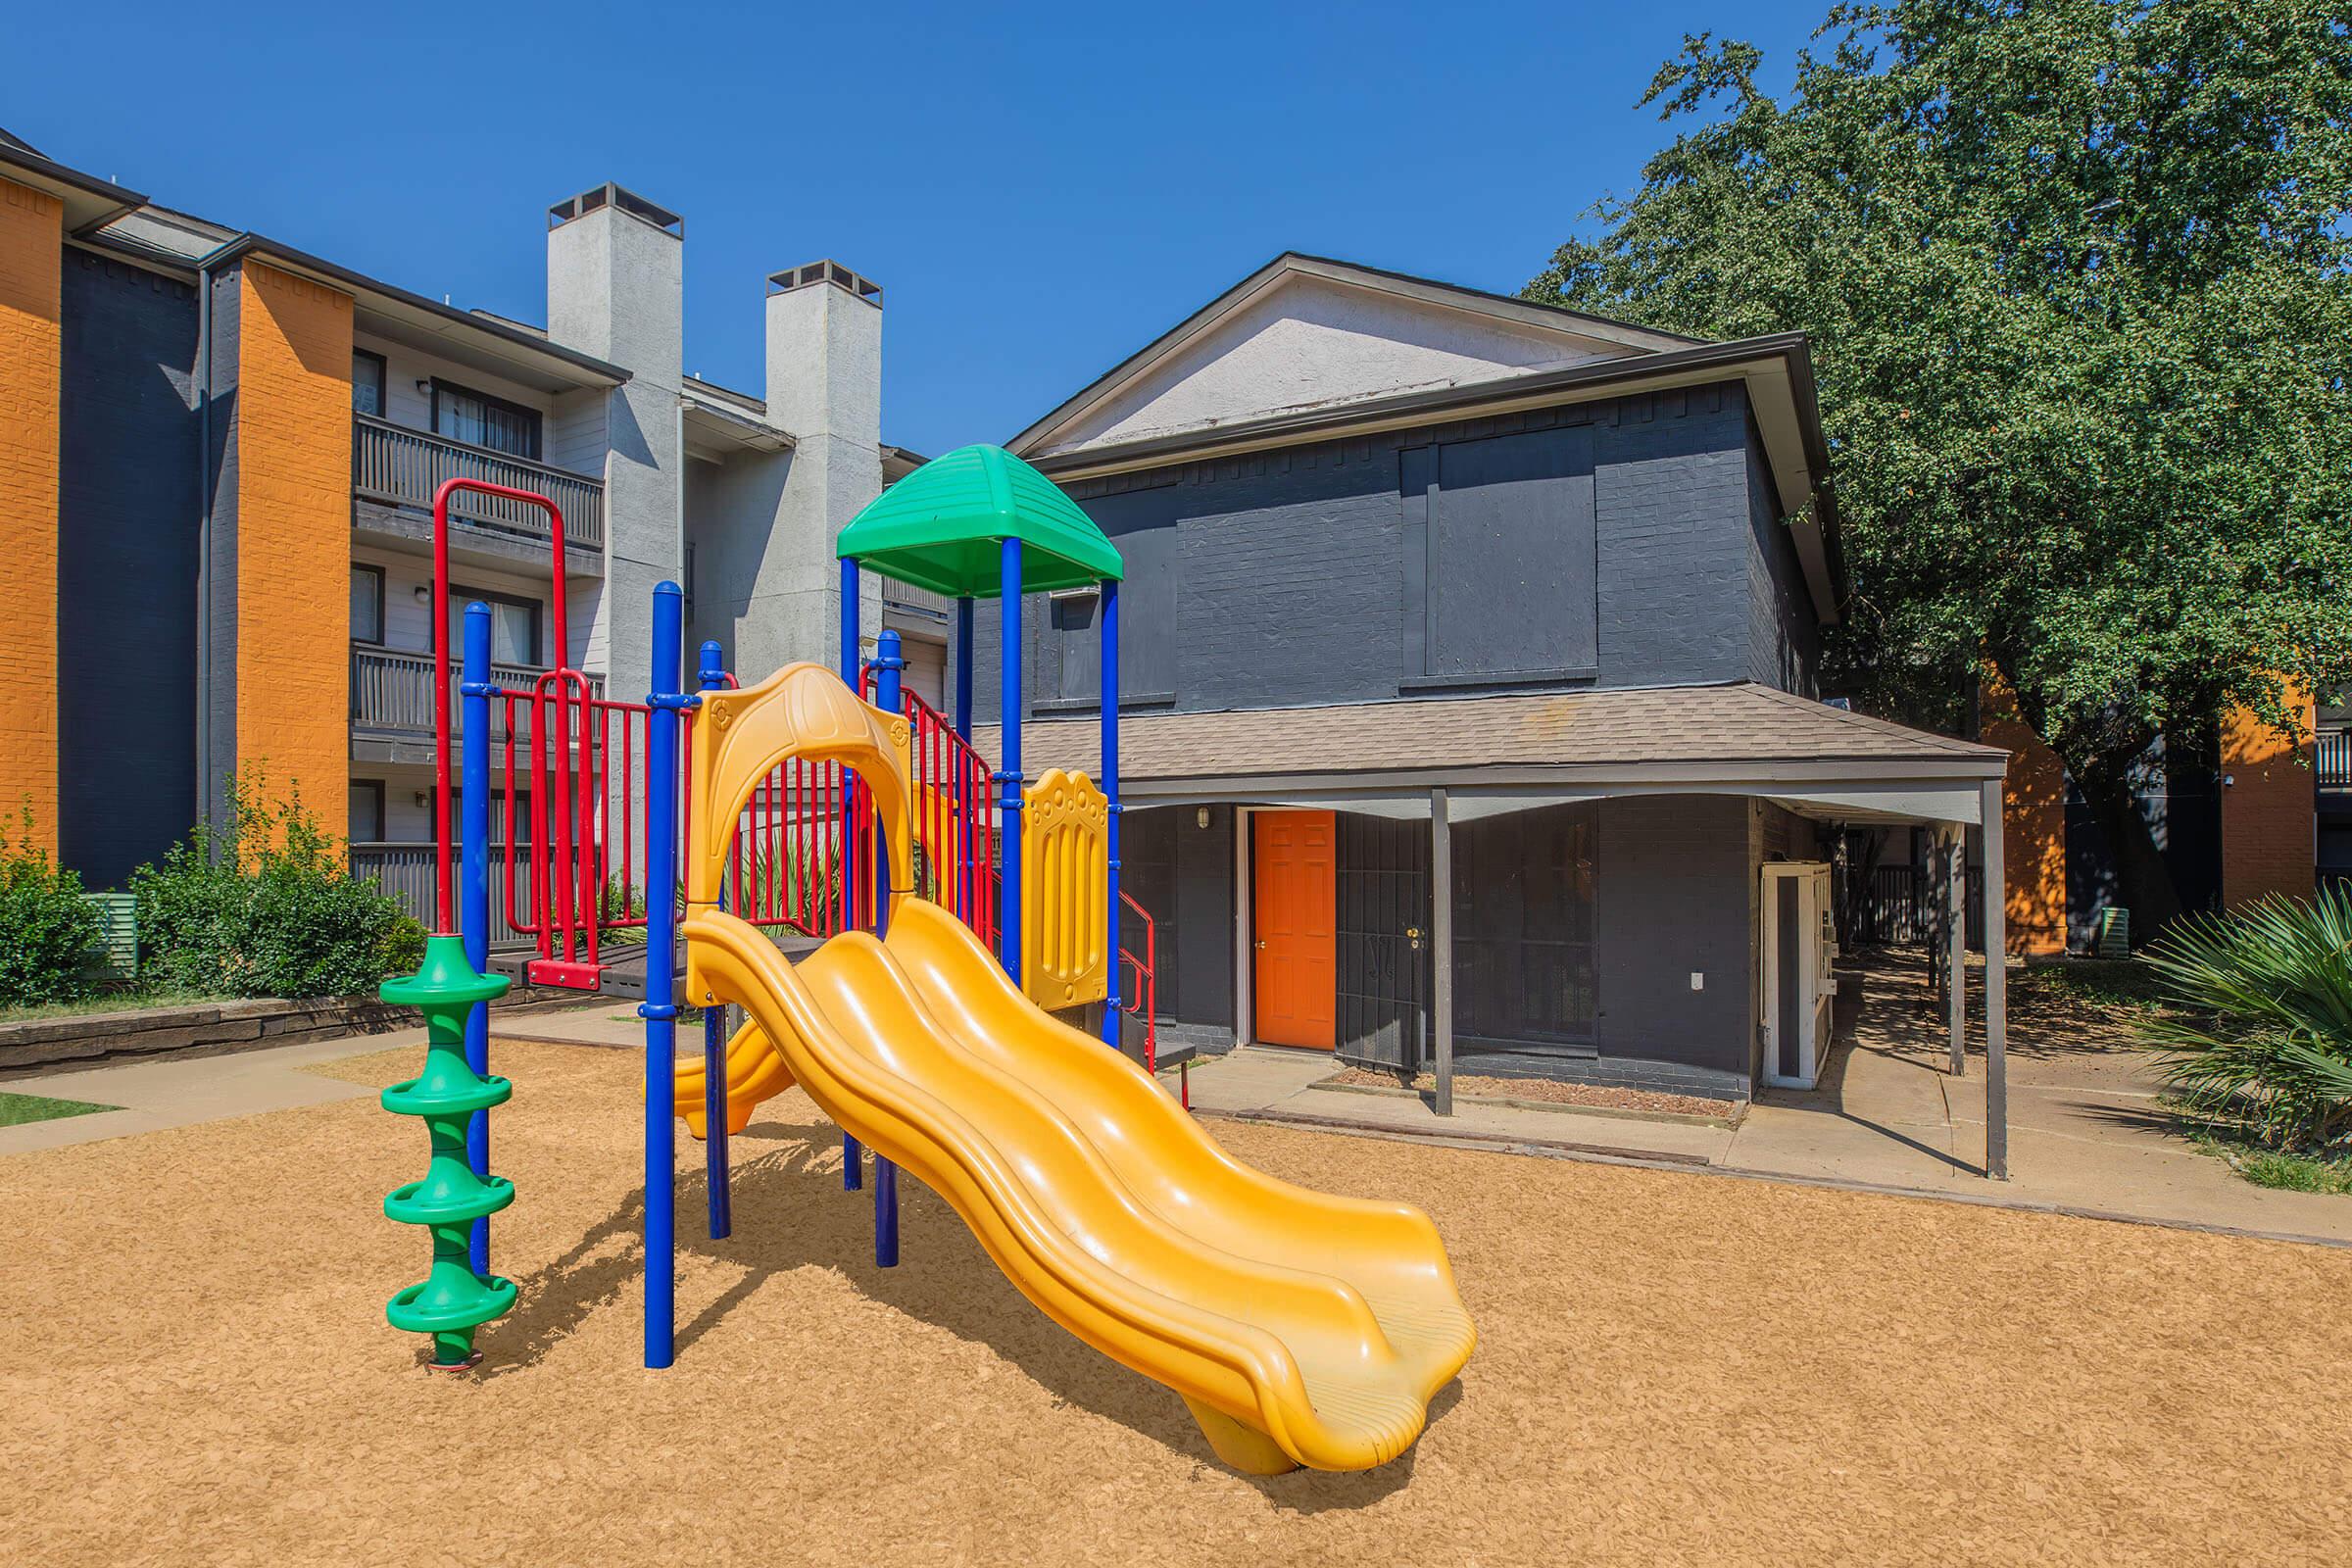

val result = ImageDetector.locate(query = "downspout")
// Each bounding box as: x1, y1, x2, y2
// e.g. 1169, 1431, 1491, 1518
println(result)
674, 391, 686, 650
193, 253, 215, 836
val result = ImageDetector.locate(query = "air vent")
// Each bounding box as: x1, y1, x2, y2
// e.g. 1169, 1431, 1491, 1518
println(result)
767, 259, 882, 309
548, 183, 684, 238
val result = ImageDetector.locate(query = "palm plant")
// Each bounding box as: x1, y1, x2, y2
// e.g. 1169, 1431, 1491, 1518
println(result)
2139, 888, 2352, 1152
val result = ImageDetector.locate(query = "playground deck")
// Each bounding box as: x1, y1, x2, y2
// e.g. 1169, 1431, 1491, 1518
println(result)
4, 1038, 2345, 1565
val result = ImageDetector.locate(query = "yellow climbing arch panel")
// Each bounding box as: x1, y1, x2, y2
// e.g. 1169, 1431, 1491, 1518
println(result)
1021, 766, 1109, 1010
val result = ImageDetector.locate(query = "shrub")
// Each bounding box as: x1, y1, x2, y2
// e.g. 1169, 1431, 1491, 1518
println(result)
0, 807, 100, 1008
131, 768, 426, 1000
2139, 889, 2352, 1153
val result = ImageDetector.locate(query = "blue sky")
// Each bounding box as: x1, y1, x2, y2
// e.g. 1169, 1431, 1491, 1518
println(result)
9, 2, 1820, 455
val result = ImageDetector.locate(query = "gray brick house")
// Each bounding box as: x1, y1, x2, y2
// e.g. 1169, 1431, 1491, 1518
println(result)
974, 255, 2015, 1144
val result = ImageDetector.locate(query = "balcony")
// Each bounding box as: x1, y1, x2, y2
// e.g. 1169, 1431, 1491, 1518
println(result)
351, 645, 606, 744
2320, 727, 2352, 796
353, 413, 604, 555
351, 842, 532, 950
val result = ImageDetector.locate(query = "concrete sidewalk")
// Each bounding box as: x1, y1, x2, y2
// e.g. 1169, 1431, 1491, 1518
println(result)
11, 965, 2347, 1248
0, 1001, 623, 1155
0, 1032, 412, 1154
1180, 995, 2352, 1247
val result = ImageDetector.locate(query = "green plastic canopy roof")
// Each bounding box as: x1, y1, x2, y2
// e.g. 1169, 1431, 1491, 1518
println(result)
836, 443, 1122, 598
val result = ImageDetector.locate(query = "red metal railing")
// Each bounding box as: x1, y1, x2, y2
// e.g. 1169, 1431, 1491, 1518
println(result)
859, 670, 1000, 943
721, 760, 879, 938
494, 683, 662, 987
1120, 890, 1157, 1073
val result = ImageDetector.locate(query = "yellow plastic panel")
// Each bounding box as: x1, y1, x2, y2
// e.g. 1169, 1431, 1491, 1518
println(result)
676, 900, 1474, 1472
683, 662, 910, 1004
1020, 767, 1108, 1009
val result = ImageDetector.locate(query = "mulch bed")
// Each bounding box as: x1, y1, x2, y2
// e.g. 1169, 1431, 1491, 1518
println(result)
3, 1040, 2346, 1564
1328, 1066, 1737, 1119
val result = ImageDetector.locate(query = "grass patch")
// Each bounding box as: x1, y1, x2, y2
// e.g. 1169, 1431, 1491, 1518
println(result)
2016, 957, 2171, 1013
2179, 1117, 2352, 1195
0, 987, 235, 1026
0, 1090, 122, 1127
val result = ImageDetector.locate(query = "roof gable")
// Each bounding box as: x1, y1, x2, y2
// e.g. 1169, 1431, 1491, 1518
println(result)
1012, 255, 1694, 461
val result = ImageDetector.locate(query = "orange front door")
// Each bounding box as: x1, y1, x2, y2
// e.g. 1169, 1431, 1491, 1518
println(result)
1252, 810, 1337, 1050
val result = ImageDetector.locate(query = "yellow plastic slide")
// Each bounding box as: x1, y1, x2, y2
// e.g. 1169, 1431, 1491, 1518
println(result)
673, 898, 1475, 1474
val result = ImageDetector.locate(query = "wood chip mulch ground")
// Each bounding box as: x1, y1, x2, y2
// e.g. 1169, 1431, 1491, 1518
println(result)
1326, 1066, 1737, 1119
5, 1039, 2348, 1565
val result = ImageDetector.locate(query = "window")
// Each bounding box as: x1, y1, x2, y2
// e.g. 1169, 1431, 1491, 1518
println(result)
348, 780, 385, 843
447, 587, 543, 667
353, 350, 386, 417
351, 564, 384, 645
431, 378, 542, 461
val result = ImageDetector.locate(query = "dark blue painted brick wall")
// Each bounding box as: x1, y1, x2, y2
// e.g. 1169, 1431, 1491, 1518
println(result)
975, 380, 1809, 715
59, 250, 201, 888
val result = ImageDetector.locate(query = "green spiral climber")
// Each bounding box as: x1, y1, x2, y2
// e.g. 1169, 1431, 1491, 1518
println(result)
379, 935, 515, 1367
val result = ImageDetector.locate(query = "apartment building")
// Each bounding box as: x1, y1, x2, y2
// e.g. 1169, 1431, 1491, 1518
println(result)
0, 127, 940, 925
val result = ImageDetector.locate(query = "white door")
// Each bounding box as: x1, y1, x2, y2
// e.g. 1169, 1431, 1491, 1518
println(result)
1760, 862, 1837, 1089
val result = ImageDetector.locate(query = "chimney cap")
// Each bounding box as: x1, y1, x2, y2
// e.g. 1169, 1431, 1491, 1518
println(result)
769, 260, 882, 309
549, 183, 683, 239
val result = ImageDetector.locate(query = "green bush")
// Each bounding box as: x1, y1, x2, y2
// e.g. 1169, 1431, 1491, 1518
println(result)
2140, 889, 2352, 1153
130, 769, 426, 1001
0, 807, 100, 1008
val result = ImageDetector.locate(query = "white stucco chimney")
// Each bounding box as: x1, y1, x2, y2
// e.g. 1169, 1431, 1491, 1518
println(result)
546, 183, 685, 679
766, 261, 885, 670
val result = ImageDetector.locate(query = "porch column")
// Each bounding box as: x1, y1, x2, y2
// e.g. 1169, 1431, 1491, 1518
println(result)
1981, 778, 2009, 1179
1945, 825, 1966, 1076
1430, 786, 1454, 1117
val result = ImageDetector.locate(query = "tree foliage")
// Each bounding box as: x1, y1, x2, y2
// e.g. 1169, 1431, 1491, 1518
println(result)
1527, 0, 2352, 919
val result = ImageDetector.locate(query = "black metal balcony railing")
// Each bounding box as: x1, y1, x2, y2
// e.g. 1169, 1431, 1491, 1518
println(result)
351, 842, 532, 950
351, 646, 606, 738
353, 413, 604, 552
2318, 728, 2352, 794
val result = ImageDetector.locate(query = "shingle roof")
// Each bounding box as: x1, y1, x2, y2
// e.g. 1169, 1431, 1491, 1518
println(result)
981, 683, 2003, 784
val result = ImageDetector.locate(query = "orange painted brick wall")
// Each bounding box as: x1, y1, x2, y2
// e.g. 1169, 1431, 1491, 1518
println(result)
0, 177, 63, 851
2221, 686, 2315, 908
1981, 675, 2068, 956
234, 262, 352, 840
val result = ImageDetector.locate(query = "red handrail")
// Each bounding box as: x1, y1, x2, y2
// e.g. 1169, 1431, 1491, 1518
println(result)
1120, 890, 1157, 1075
431, 475, 569, 934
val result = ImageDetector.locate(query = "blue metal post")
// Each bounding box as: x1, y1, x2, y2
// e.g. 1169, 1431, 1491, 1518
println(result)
869, 629, 904, 1268
954, 597, 974, 739
459, 602, 495, 1275
837, 555, 863, 1190
1099, 579, 1121, 1050
639, 581, 687, 1369
697, 639, 731, 1243
998, 539, 1024, 982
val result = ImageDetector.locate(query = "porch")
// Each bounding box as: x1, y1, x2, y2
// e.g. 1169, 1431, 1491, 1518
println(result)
996, 680, 2024, 1175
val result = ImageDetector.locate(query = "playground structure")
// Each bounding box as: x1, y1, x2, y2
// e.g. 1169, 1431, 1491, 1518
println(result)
377, 447, 1473, 1471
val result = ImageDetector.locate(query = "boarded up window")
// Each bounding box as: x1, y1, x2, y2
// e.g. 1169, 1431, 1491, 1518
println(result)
1451, 802, 1598, 1051
1401, 426, 1597, 685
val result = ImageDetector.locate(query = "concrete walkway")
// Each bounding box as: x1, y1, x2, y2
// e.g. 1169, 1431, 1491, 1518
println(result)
1183, 968, 2352, 1246
0, 1032, 413, 1154
0, 1001, 626, 1155
10, 965, 2347, 1248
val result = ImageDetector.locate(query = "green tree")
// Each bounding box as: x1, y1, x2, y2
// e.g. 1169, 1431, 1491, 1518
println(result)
1527, 0, 2352, 924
